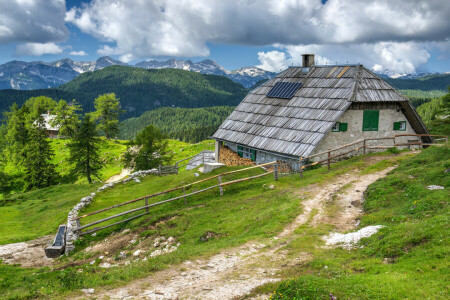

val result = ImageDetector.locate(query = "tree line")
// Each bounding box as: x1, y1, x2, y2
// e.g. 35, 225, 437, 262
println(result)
119, 106, 235, 143
0, 93, 124, 194
0, 93, 175, 196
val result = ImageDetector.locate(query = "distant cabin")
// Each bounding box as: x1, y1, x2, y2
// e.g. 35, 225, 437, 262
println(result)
41, 113, 60, 139
212, 54, 430, 164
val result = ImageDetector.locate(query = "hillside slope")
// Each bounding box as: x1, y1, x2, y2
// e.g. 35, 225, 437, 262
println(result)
119, 106, 235, 142
0, 66, 247, 120
2, 146, 440, 299
386, 73, 450, 91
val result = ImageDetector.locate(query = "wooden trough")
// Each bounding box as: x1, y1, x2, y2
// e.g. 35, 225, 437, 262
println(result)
44, 225, 66, 258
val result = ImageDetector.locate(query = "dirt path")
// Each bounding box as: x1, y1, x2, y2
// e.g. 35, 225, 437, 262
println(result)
85, 165, 397, 299
105, 168, 132, 183
0, 235, 56, 268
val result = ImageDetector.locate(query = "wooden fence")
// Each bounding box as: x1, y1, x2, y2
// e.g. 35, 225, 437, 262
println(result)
74, 134, 447, 236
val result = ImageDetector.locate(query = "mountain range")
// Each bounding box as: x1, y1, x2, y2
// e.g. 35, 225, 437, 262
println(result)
0, 57, 275, 90
0, 66, 248, 120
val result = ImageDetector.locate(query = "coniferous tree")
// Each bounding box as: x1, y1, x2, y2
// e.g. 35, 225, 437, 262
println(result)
51, 99, 82, 138
69, 115, 102, 184
23, 115, 57, 190
92, 93, 123, 139
123, 125, 172, 171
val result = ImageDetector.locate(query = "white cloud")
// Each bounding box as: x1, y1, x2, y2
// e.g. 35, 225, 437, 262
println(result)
69, 50, 88, 56
257, 51, 287, 72
15, 42, 63, 56
0, 0, 68, 44
257, 42, 431, 74
118, 53, 135, 63
66, 0, 450, 61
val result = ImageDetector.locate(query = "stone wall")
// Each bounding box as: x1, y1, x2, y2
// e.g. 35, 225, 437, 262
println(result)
65, 169, 160, 255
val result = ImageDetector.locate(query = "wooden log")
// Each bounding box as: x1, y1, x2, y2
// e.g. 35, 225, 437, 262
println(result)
299, 157, 303, 178
273, 162, 278, 181
79, 212, 149, 236
78, 161, 275, 220
364, 137, 395, 141
76, 185, 220, 231
363, 139, 366, 155
327, 150, 331, 171
218, 176, 223, 196
76, 186, 185, 219
305, 139, 364, 159
220, 171, 273, 187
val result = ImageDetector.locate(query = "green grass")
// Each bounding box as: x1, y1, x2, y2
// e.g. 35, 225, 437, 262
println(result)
0, 149, 413, 299
0, 184, 100, 245
265, 145, 450, 299
0, 139, 213, 245
50, 138, 128, 182
168, 139, 215, 163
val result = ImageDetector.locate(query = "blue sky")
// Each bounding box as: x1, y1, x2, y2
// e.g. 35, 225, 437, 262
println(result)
1, 0, 449, 74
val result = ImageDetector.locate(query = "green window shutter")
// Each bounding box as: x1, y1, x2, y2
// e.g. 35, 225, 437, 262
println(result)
250, 149, 256, 161
237, 145, 243, 157
363, 110, 379, 131
339, 122, 348, 132
393, 122, 400, 130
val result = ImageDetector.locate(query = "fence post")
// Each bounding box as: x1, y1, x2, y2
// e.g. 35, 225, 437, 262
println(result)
363, 139, 366, 155
203, 152, 205, 166
299, 157, 303, 178
218, 175, 223, 196
327, 150, 331, 171
183, 187, 187, 206
273, 162, 278, 181
145, 197, 149, 212
158, 165, 162, 176
175, 162, 178, 175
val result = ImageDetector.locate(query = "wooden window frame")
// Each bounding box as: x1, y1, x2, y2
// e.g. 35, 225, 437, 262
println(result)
393, 121, 407, 131
237, 145, 256, 161
332, 122, 348, 132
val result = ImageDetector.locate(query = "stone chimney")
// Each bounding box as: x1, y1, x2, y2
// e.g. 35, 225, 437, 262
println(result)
302, 54, 315, 68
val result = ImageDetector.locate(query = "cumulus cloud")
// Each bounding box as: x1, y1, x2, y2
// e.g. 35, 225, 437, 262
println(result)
15, 42, 63, 56
0, 0, 68, 44
257, 42, 431, 74
65, 0, 450, 61
69, 50, 88, 56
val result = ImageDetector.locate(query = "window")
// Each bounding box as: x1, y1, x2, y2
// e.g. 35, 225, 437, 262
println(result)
237, 146, 256, 161
332, 122, 348, 132
393, 121, 407, 131
362, 110, 379, 131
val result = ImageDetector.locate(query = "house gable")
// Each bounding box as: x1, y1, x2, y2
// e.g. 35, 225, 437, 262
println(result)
212, 65, 430, 159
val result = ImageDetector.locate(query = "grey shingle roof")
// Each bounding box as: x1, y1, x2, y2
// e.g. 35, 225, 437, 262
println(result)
212, 65, 429, 158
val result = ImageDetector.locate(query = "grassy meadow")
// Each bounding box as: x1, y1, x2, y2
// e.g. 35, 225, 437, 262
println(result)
0, 147, 414, 299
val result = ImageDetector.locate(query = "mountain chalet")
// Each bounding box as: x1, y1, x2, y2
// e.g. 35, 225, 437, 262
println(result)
212, 54, 430, 164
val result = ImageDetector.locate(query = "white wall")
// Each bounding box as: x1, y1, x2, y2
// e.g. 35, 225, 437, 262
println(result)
311, 108, 419, 161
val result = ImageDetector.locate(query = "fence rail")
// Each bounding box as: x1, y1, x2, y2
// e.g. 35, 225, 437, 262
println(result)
74, 133, 447, 236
